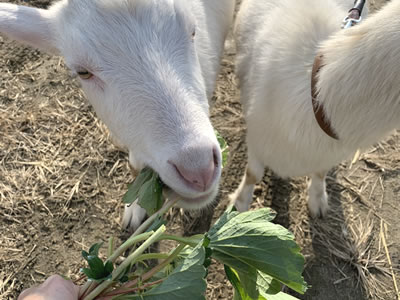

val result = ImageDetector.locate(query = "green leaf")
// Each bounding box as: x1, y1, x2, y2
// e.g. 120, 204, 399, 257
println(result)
257, 274, 301, 300
86, 256, 106, 278
105, 261, 114, 274
138, 172, 163, 215
89, 242, 103, 257
202, 236, 210, 248
82, 250, 89, 260
215, 130, 229, 168
237, 269, 291, 300
203, 247, 213, 268
225, 265, 300, 300
115, 241, 207, 300
123, 167, 154, 204
81, 268, 96, 280
207, 210, 240, 238
81, 242, 114, 282
256, 271, 282, 295
237, 267, 261, 299
225, 265, 254, 300
208, 209, 307, 294
208, 208, 276, 238
263, 291, 300, 300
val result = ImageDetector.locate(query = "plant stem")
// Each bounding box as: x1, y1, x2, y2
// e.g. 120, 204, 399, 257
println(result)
133, 198, 178, 236
80, 196, 178, 300
79, 282, 97, 300
135, 253, 170, 261
83, 225, 166, 300
118, 243, 186, 290
104, 198, 177, 265
107, 231, 153, 263
74, 274, 87, 285
78, 282, 91, 299
97, 279, 165, 300
79, 233, 152, 299
140, 243, 186, 283
158, 234, 204, 247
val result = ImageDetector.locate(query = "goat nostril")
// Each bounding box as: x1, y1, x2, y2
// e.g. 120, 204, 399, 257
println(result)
213, 146, 220, 167
171, 155, 216, 192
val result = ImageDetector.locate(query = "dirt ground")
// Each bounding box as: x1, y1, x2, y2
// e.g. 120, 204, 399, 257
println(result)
0, 0, 399, 299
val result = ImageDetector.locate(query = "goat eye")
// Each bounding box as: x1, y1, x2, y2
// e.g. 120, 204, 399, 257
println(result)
77, 70, 93, 80
191, 29, 196, 39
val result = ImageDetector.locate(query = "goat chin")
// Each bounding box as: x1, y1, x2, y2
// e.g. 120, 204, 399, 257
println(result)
232, 0, 400, 218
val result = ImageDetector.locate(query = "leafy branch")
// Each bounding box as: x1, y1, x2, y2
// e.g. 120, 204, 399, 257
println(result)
75, 132, 307, 300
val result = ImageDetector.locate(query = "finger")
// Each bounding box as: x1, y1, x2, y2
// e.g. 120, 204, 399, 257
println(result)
18, 287, 39, 300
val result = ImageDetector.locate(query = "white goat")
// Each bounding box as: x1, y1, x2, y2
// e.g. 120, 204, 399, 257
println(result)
232, 0, 399, 218
0, 0, 235, 229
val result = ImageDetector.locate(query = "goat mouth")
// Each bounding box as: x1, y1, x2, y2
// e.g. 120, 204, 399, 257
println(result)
163, 186, 215, 208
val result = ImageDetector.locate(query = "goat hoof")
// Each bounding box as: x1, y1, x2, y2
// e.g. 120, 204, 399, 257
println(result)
122, 201, 147, 231
229, 191, 251, 212
308, 191, 329, 219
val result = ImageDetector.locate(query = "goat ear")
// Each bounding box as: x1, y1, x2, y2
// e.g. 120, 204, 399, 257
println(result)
0, 3, 59, 55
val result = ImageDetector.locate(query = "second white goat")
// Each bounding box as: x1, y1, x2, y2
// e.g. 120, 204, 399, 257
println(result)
232, 0, 398, 217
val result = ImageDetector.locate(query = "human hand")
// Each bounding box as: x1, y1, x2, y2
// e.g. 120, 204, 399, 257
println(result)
18, 275, 79, 300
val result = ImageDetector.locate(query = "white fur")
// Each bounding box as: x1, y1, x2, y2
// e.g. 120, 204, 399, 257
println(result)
0, 0, 234, 229
232, 0, 399, 217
